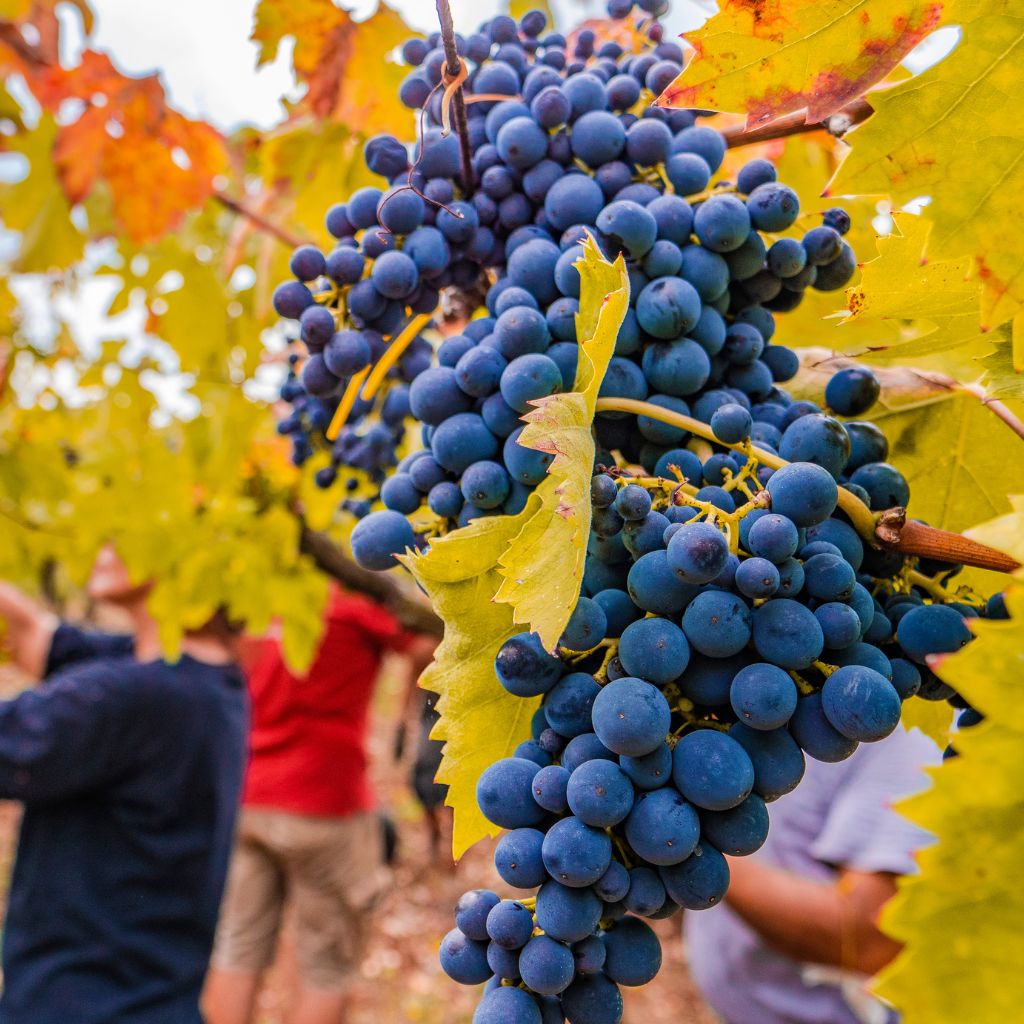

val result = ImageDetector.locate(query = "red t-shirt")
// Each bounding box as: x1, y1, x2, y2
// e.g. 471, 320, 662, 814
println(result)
242, 586, 409, 817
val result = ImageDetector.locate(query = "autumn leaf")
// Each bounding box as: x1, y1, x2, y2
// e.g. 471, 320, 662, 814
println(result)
400, 506, 543, 860
495, 238, 630, 650
658, 0, 946, 127
24, 51, 227, 244
252, 0, 412, 130
830, 3, 1024, 332
876, 582, 1024, 1024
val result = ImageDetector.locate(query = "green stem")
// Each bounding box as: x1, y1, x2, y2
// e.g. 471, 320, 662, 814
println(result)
594, 397, 879, 543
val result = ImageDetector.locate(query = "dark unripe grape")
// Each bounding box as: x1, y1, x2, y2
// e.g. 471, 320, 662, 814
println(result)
825, 366, 880, 416
350, 510, 415, 570
495, 632, 563, 697
823, 206, 852, 234
802, 225, 843, 266
897, 604, 973, 664
820, 665, 902, 742
477, 757, 545, 829
736, 157, 776, 194
592, 677, 671, 756
751, 598, 824, 669
659, 841, 729, 910
439, 928, 491, 984
672, 729, 754, 810
848, 461, 910, 510
746, 182, 800, 231
455, 888, 500, 941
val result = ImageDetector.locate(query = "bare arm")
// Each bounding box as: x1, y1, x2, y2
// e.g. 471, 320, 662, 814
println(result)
0, 582, 59, 681
723, 855, 903, 977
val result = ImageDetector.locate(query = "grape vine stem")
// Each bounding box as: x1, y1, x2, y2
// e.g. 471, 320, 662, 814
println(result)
720, 97, 874, 148
435, 0, 475, 192
212, 192, 307, 249
593, 397, 1021, 574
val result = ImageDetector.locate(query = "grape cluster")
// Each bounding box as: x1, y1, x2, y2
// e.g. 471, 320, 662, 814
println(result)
262, 4, 1009, 1021
269, 0, 858, 539
437, 437, 1007, 1022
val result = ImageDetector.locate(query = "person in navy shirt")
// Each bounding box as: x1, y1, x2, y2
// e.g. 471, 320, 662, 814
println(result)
0, 545, 248, 1024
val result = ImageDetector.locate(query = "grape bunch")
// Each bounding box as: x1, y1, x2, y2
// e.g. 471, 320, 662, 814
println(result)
268, 0, 858, 536
435, 438, 1006, 1022
260, 3, 1011, 1021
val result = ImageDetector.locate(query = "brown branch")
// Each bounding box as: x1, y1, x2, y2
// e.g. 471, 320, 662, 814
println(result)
723, 97, 873, 148
0, 21, 52, 67
434, 0, 475, 193
300, 527, 444, 638
961, 382, 1024, 443
875, 509, 1020, 574
213, 192, 307, 250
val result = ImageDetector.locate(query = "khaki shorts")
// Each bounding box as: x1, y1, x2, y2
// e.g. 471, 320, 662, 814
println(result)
212, 807, 389, 990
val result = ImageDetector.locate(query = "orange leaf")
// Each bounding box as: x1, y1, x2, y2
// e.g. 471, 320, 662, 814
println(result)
31, 51, 227, 243
659, 0, 948, 128
252, 0, 413, 128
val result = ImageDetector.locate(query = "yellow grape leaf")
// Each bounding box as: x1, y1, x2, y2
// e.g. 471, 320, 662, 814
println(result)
899, 699, 953, 749
876, 585, 1024, 1023
964, 495, 1024, 567
830, 3, 1024, 331
495, 238, 630, 650
253, 0, 412, 131
0, 0, 32, 16
658, 0, 947, 127
0, 116, 85, 272
845, 213, 990, 360
400, 505, 544, 859
978, 338, 1024, 401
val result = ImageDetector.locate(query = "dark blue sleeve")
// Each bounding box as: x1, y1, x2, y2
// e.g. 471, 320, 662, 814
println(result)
0, 662, 139, 803
45, 622, 134, 676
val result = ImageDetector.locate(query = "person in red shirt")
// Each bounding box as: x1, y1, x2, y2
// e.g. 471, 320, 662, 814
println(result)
204, 584, 435, 1024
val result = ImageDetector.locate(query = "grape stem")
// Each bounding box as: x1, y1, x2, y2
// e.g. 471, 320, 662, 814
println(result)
593, 396, 1020, 573
720, 97, 874, 148
213, 192, 307, 249
434, 0, 475, 192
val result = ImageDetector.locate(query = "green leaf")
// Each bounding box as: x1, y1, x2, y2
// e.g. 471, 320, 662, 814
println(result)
400, 506, 543, 860
495, 238, 630, 649
876, 582, 1024, 1023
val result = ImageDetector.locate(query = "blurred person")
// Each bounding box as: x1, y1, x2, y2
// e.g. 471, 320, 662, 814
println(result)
685, 723, 942, 1024
0, 545, 248, 1024
204, 583, 435, 1024
395, 676, 450, 861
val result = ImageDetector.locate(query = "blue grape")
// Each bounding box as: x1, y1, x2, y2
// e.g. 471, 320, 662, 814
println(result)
665, 521, 729, 584
826, 366, 880, 416
495, 632, 563, 697
560, 973, 623, 1024
477, 757, 545, 828
619, 742, 673, 791
765, 462, 838, 526
658, 841, 729, 910
535, 881, 603, 943
567, 758, 635, 827
592, 588, 642, 638
440, 929, 491, 984
495, 828, 547, 889
350, 510, 415, 570
473, 986, 541, 1024
746, 182, 799, 231
789, 691, 859, 762
730, 662, 798, 730
700, 793, 769, 856
618, 616, 690, 684
455, 889, 500, 941
561, 596, 608, 649
681, 591, 751, 658
518, 935, 575, 995
624, 787, 700, 865
432, 413, 499, 473
729, 722, 805, 801
815, 601, 862, 650
603, 916, 662, 986
734, 557, 780, 599
672, 729, 754, 810
821, 665, 902, 742
751, 598, 824, 669
595, 860, 631, 903
848, 462, 910, 510
693, 194, 751, 253
711, 403, 752, 444
636, 276, 702, 339
591, 677, 671, 756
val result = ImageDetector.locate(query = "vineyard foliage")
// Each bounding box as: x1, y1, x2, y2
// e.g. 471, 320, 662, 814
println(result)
1, 0, 1023, 1017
